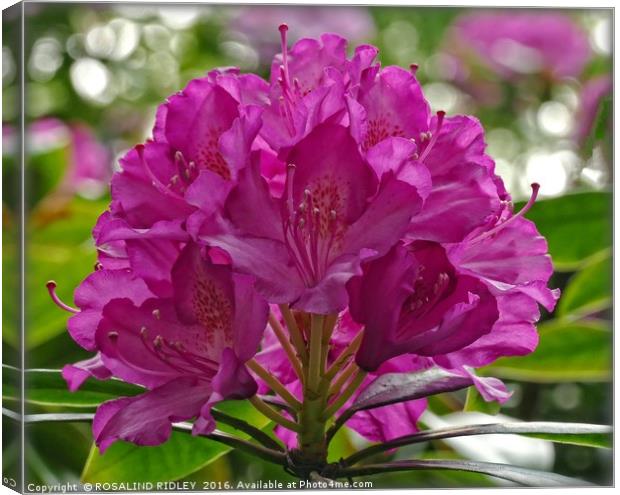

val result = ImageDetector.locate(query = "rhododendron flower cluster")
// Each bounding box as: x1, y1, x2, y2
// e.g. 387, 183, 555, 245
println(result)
50, 26, 558, 467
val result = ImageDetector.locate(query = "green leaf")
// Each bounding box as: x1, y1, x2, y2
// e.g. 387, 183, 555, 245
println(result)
463, 387, 500, 416
557, 255, 611, 319
81, 400, 272, 483
27, 197, 107, 349
483, 320, 611, 382
517, 191, 611, 271
582, 95, 612, 159
2, 366, 143, 408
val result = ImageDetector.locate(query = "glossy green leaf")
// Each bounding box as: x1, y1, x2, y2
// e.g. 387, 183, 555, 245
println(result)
2, 366, 143, 408
582, 96, 612, 159
80, 400, 272, 483
557, 255, 611, 319
27, 197, 107, 349
483, 320, 611, 382
518, 191, 611, 271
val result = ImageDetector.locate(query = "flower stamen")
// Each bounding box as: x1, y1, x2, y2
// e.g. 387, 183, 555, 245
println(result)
473, 183, 540, 242
46, 281, 79, 314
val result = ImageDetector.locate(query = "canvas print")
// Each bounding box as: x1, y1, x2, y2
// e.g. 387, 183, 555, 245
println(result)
2, 2, 613, 492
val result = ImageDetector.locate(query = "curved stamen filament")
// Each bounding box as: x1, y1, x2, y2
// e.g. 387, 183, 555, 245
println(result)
474, 183, 540, 243
279, 24, 290, 89
46, 281, 79, 313
137, 145, 185, 201
324, 368, 367, 419
247, 358, 301, 410
418, 111, 446, 163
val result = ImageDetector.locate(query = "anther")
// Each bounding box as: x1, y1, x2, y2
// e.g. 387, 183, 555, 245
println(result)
94, 262, 103, 271
140, 326, 148, 337
46, 281, 79, 314
410, 63, 419, 75
152, 309, 161, 320
107, 331, 119, 340
313, 207, 320, 216
329, 209, 337, 221
153, 335, 163, 349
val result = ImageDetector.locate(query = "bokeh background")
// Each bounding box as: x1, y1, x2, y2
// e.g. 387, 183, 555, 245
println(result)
2, 2, 613, 488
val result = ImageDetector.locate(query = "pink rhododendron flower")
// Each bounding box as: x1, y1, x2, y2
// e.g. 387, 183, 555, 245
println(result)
52, 25, 558, 456
575, 75, 612, 143
442, 12, 591, 106
24, 118, 111, 199
227, 6, 376, 65
56, 243, 268, 451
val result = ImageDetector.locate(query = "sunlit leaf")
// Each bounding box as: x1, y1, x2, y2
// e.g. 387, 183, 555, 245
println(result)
80, 401, 272, 483
483, 320, 611, 382
518, 191, 611, 271
557, 255, 611, 319
2, 366, 142, 409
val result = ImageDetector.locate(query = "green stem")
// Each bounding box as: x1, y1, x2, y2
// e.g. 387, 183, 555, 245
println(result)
247, 359, 301, 410
323, 369, 366, 419
307, 314, 324, 392
249, 396, 300, 432
279, 304, 308, 364
268, 311, 304, 382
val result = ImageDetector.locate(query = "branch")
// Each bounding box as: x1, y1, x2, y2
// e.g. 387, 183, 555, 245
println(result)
211, 409, 284, 452
335, 459, 594, 487
344, 421, 613, 466
7, 410, 287, 466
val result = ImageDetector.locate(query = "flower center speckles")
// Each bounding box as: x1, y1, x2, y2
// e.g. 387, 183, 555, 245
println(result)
195, 127, 231, 180
363, 115, 406, 150
282, 164, 346, 287
192, 278, 234, 347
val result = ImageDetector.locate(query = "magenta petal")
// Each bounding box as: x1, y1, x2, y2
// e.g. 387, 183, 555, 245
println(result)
342, 174, 425, 259
451, 217, 554, 288
407, 165, 500, 243
201, 227, 305, 304
355, 65, 430, 150
62, 354, 112, 392
68, 269, 154, 350
351, 245, 417, 371
171, 243, 234, 336
165, 78, 240, 180
365, 137, 432, 196
346, 399, 427, 443
291, 254, 362, 314
270, 33, 347, 94
95, 299, 200, 388
231, 273, 269, 361
193, 348, 258, 436
94, 376, 211, 452
111, 142, 194, 228
223, 157, 284, 241
436, 292, 540, 370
